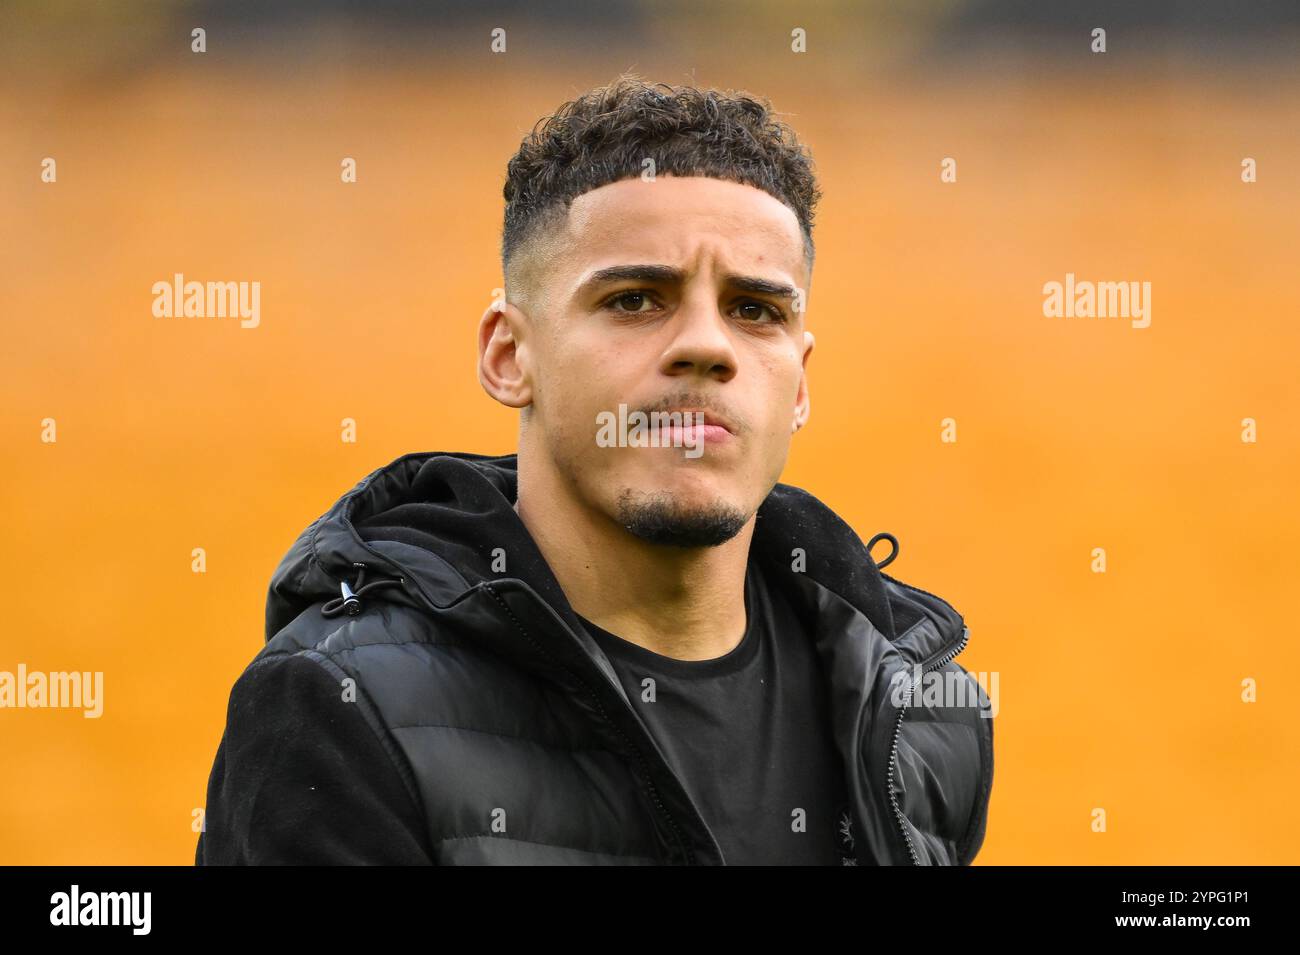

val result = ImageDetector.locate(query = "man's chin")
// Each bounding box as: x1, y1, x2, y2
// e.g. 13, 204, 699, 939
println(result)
613, 487, 750, 548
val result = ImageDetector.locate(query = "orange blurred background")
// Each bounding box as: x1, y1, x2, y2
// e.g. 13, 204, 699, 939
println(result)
2, 1, 1298, 864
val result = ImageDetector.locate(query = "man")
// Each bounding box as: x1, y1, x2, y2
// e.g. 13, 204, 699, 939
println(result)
196, 75, 993, 866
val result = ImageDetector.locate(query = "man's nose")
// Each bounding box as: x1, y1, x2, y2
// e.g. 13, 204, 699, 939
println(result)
659, 292, 738, 382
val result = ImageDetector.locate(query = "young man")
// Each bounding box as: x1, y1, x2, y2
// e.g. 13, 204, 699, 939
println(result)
196, 75, 993, 866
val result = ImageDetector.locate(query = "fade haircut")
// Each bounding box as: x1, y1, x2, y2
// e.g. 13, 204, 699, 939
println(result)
500, 73, 821, 309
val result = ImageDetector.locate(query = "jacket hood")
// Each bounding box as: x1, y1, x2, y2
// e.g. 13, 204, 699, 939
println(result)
265, 450, 965, 666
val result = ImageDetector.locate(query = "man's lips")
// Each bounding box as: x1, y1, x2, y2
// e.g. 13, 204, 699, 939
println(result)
660, 408, 737, 435
654, 407, 736, 445
661, 421, 733, 444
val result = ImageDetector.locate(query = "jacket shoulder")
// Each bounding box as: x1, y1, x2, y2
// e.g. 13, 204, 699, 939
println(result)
199, 647, 435, 864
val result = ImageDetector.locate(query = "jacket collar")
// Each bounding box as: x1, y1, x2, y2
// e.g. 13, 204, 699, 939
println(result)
269, 451, 964, 657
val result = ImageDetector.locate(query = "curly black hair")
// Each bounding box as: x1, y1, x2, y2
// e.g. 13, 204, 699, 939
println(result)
501, 73, 821, 300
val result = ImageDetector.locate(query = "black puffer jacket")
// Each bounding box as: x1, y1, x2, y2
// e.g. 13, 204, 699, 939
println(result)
197, 451, 993, 865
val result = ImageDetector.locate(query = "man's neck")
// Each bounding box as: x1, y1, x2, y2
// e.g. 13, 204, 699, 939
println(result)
513, 455, 754, 662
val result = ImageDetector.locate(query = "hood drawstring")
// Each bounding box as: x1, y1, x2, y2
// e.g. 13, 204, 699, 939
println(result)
867, 532, 899, 569
321, 562, 406, 618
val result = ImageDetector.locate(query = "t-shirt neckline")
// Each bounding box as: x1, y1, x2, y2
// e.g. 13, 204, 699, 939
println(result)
575, 561, 762, 679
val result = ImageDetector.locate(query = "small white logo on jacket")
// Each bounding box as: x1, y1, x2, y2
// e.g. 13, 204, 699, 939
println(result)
836, 805, 858, 865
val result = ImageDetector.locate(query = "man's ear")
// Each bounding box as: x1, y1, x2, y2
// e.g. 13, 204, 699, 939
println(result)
793, 329, 814, 432
477, 298, 533, 409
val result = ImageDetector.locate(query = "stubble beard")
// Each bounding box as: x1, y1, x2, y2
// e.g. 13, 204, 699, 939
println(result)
614, 487, 749, 548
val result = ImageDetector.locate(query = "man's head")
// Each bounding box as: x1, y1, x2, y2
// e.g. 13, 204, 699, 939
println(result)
479, 74, 821, 549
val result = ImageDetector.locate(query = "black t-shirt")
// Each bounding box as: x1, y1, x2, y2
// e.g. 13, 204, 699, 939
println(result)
575, 559, 851, 865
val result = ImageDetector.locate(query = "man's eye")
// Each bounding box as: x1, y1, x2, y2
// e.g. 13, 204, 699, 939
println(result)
736, 300, 786, 323
605, 291, 657, 313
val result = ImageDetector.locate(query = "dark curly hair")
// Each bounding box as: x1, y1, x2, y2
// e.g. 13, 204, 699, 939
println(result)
501, 74, 821, 302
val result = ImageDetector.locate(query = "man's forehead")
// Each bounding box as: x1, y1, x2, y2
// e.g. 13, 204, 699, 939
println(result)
558, 176, 806, 282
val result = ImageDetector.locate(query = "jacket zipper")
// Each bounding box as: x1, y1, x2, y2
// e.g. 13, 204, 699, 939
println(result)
885, 624, 971, 865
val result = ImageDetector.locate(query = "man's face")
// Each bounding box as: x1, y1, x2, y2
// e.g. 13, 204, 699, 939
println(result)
508, 174, 813, 547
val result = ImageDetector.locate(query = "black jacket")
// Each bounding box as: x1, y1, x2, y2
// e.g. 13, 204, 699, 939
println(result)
196, 451, 994, 865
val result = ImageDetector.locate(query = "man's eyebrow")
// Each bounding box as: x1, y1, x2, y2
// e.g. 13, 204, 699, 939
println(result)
575, 264, 797, 299
581, 264, 683, 289
727, 274, 797, 299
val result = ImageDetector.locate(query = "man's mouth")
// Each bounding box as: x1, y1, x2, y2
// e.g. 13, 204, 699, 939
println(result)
660, 408, 736, 436
662, 419, 733, 445
658, 408, 736, 447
